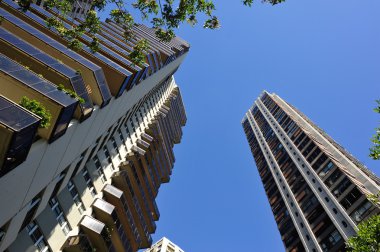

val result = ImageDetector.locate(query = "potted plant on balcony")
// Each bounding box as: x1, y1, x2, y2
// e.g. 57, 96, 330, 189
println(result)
19, 96, 51, 128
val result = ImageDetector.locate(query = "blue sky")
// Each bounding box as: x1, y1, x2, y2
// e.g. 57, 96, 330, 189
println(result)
107, 0, 380, 251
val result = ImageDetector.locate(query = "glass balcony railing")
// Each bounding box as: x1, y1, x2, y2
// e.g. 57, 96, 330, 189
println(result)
0, 54, 78, 142
3, 1, 132, 99
0, 95, 40, 176
104, 20, 165, 70
0, 4, 112, 107
0, 27, 93, 121
93, 22, 156, 78
31, 5, 147, 90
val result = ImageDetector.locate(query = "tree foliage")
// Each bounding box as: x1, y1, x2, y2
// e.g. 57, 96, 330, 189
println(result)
346, 214, 380, 252
16, 0, 284, 64
129, 39, 149, 66
370, 100, 380, 160
243, 0, 286, 7
19, 96, 52, 128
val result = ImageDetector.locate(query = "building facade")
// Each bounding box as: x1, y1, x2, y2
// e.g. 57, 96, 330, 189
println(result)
33, 0, 92, 20
0, 1, 189, 251
242, 91, 380, 252
145, 237, 184, 252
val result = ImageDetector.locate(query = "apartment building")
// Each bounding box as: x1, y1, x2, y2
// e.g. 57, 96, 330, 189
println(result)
145, 237, 184, 252
0, 1, 189, 251
242, 91, 380, 252
33, 0, 92, 20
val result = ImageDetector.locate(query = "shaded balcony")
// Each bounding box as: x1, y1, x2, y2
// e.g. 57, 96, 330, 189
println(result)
79, 215, 116, 252
7, 3, 132, 98
0, 4, 112, 107
111, 171, 153, 248
118, 160, 157, 232
61, 234, 94, 252
30, 6, 149, 93
0, 95, 40, 176
92, 198, 133, 252
0, 27, 93, 121
97, 23, 158, 76
103, 184, 141, 252
0, 54, 77, 142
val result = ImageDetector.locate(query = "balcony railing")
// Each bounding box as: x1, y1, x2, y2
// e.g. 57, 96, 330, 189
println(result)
3, 1, 133, 99
0, 53, 78, 142
0, 95, 40, 176
0, 27, 93, 121
0, 3, 112, 107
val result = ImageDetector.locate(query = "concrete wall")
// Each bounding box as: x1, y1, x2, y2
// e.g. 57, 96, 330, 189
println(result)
0, 53, 187, 251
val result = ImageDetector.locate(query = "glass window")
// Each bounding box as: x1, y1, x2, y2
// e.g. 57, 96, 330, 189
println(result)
319, 161, 334, 178
340, 187, 362, 210
26, 221, 50, 252
350, 200, 373, 223
332, 177, 352, 198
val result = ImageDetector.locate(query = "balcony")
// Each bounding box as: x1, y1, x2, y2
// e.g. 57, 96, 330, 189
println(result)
30, 5, 150, 93
6, 2, 134, 99
0, 3, 112, 107
0, 95, 40, 176
105, 20, 171, 68
0, 54, 78, 142
61, 234, 94, 252
141, 132, 154, 143
79, 215, 115, 252
92, 198, 133, 252
136, 138, 150, 150
130, 145, 146, 157
132, 24, 180, 60
103, 184, 141, 251
97, 23, 156, 75
119, 160, 157, 232
111, 171, 152, 249
0, 27, 93, 121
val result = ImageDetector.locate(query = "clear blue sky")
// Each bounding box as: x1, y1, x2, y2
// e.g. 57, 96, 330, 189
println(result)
106, 0, 380, 251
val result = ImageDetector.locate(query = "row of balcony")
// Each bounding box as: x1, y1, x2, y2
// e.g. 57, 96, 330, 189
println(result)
0, 1, 189, 177
61, 92, 186, 252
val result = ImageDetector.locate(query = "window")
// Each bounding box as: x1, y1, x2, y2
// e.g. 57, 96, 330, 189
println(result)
312, 154, 328, 170
301, 195, 317, 213
20, 191, 43, 230
26, 222, 50, 252
332, 177, 352, 198
320, 229, 342, 252
93, 156, 106, 182
298, 136, 310, 150
307, 147, 321, 163
302, 142, 316, 157
67, 180, 85, 213
324, 168, 342, 187
103, 146, 112, 164
111, 137, 122, 160
82, 169, 97, 197
318, 161, 334, 178
350, 200, 373, 223
49, 197, 71, 235
340, 187, 362, 210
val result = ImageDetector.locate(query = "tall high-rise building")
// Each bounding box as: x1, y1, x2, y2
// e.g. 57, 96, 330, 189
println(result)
242, 91, 380, 252
33, 0, 92, 19
145, 237, 184, 252
0, 0, 189, 251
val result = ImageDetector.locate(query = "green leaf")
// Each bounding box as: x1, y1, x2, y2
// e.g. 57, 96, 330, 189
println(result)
20, 96, 52, 128
346, 214, 380, 252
